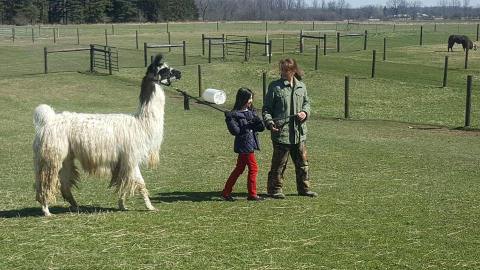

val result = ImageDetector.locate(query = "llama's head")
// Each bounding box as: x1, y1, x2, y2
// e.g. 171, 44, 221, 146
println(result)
145, 54, 182, 86
140, 54, 181, 106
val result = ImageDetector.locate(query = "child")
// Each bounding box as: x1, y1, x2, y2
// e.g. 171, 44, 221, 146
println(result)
222, 87, 265, 201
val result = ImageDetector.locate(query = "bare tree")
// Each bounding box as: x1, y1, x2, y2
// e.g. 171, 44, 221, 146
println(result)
195, 0, 210, 21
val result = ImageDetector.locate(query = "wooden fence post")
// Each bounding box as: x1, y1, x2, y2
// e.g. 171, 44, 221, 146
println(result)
383, 37, 386, 61
363, 30, 367, 50
105, 29, 108, 46
477, 24, 479, 42
315, 45, 319, 70
198, 65, 202, 97
244, 38, 249, 62
465, 49, 469, 69
222, 34, 225, 60
208, 39, 212, 63
323, 34, 327, 55
12, 28, 15, 43
135, 30, 138, 50
442, 56, 448, 88
300, 30, 304, 53
32, 28, 35, 43
90, 44, 94, 72
168, 32, 171, 52
183, 41, 187, 66
144, 42, 148, 67
44, 47, 48, 74
77, 28, 80, 45
371, 50, 376, 78
268, 40, 272, 64
465, 75, 473, 127
337, 32, 340, 52
344, 75, 350, 119
420, 26, 423, 46
53, 28, 56, 44
108, 47, 112, 75
262, 72, 267, 100
201, 34, 205, 55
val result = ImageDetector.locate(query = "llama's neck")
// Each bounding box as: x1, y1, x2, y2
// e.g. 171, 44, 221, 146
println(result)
137, 83, 165, 122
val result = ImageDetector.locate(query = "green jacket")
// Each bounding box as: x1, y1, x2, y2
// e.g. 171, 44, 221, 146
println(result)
262, 77, 311, 145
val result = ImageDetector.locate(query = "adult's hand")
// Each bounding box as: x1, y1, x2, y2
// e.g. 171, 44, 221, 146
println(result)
297, 111, 307, 122
268, 121, 280, 132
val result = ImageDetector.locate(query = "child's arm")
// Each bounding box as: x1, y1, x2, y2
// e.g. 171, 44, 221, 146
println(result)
225, 112, 241, 135
249, 113, 265, 132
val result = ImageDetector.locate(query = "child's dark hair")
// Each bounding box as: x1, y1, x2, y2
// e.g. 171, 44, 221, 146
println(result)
232, 87, 254, 111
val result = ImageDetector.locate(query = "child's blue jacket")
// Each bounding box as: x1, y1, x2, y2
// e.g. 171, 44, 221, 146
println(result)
225, 110, 265, 153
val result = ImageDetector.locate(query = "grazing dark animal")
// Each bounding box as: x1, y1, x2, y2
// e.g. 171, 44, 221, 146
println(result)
448, 35, 476, 52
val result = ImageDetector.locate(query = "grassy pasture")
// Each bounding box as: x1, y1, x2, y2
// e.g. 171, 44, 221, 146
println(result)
0, 21, 479, 269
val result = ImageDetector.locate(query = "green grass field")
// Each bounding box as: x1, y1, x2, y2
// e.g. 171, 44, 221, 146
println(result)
0, 21, 479, 269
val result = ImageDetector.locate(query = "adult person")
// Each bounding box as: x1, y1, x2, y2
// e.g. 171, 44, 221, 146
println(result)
262, 58, 317, 199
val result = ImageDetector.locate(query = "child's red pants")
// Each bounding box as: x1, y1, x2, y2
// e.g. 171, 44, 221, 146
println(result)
222, 152, 258, 197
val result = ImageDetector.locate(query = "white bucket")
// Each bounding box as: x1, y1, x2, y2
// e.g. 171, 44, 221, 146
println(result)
202, 88, 226, 105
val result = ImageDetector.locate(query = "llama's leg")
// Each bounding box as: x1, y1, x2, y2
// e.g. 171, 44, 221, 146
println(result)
35, 158, 61, 217
134, 166, 157, 211
59, 155, 80, 210
118, 192, 128, 211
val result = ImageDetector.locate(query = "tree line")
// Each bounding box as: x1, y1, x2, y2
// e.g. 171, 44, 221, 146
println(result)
1, 0, 479, 25
195, 0, 480, 21
0, 0, 198, 25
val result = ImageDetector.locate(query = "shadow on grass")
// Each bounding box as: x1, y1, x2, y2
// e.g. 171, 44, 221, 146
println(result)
151, 191, 259, 203
0, 205, 119, 218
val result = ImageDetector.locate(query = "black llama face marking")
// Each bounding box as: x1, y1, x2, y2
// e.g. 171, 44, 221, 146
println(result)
140, 54, 182, 105
156, 63, 182, 86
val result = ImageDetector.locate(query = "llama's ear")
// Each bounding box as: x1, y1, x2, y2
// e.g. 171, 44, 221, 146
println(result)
153, 54, 164, 65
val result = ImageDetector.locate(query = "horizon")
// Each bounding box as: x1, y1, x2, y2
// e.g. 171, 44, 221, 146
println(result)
308, 0, 480, 8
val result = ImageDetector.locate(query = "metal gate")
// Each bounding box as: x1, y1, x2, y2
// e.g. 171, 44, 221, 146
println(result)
225, 35, 249, 57
91, 44, 119, 74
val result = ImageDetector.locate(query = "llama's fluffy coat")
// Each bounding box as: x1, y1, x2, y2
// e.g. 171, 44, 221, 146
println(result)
33, 55, 179, 216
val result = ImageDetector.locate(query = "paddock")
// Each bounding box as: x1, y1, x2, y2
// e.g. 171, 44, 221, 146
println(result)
0, 21, 479, 270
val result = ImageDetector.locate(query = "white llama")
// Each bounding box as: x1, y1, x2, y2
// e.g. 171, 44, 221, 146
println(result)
33, 54, 181, 216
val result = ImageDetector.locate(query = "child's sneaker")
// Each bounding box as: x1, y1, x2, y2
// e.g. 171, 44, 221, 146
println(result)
221, 194, 235, 202
247, 195, 265, 201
